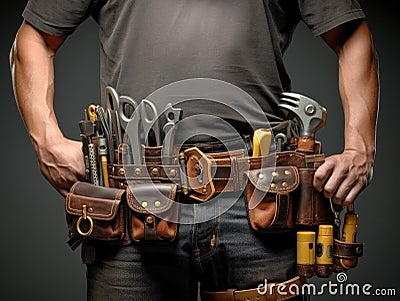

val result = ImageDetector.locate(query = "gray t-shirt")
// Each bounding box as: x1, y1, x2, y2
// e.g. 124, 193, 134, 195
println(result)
22, 0, 365, 141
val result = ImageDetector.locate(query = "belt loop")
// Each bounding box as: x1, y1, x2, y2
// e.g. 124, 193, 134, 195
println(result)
230, 156, 240, 192
81, 241, 96, 264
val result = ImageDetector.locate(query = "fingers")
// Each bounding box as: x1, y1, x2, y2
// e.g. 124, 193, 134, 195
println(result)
313, 160, 334, 192
314, 154, 369, 205
341, 181, 365, 206
330, 176, 357, 205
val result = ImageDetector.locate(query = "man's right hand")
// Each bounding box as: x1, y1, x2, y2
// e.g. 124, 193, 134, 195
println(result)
36, 137, 86, 197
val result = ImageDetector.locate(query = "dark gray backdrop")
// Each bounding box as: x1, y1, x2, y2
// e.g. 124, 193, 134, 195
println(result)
1, 1, 399, 300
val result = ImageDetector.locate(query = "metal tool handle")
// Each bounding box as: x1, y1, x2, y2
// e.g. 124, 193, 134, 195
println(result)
88, 143, 100, 186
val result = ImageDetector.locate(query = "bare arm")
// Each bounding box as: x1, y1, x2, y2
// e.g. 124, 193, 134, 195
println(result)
10, 21, 85, 197
314, 20, 379, 206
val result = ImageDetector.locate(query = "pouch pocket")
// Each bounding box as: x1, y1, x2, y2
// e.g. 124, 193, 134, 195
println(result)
245, 166, 300, 232
294, 168, 334, 226
127, 182, 180, 242
65, 182, 126, 242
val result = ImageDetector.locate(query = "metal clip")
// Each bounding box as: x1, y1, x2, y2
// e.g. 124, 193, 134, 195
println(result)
330, 199, 343, 238
77, 205, 94, 237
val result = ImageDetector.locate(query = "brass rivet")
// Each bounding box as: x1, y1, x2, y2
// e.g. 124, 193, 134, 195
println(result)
170, 169, 177, 177
119, 182, 125, 188
282, 182, 288, 188
151, 168, 159, 176
203, 185, 207, 193
284, 170, 291, 175
154, 201, 161, 208
270, 183, 277, 189
258, 173, 265, 179
118, 168, 125, 176
88, 207, 93, 213
146, 215, 154, 224
272, 171, 278, 177
141, 201, 148, 208
135, 168, 141, 175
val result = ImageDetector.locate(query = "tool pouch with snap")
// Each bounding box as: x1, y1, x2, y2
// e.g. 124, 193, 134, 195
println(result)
126, 182, 180, 242
244, 150, 334, 233
245, 165, 299, 232
65, 181, 127, 248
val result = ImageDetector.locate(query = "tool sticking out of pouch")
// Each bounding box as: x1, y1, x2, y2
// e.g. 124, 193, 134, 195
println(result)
105, 87, 139, 164
279, 92, 327, 153
252, 128, 272, 157
162, 103, 183, 164
79, 106, 100, 185
88, 105, 104, 186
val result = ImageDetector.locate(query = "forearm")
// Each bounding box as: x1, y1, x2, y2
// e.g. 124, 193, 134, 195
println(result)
337, 21, 379, 163
10, 22, 64, 153
10, 23, 84, 196
315, 21, 379, 204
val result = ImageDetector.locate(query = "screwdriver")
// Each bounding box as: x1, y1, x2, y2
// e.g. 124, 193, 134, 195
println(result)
340, 204, 359, 269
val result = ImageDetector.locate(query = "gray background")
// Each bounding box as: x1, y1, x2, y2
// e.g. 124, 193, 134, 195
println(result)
1, 1, 399, 300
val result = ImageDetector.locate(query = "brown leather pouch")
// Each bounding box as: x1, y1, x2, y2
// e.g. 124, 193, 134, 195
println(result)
245, 151, 334, 232
65, 181, 126, 242
126, 182, 180, 242
294, 168, 334, 226
245, 166, 300, 232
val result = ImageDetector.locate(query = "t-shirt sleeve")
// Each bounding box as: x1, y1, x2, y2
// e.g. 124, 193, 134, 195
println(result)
22, 0, 98, 36
297, 0, 365, 36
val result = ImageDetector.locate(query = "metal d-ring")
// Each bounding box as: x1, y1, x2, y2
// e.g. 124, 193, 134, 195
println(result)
76, 205, 94, 237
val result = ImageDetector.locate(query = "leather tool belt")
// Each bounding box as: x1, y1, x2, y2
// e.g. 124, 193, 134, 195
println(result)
66, 144, 328, 243
66, 100, 363, 282
66, 143, 363, 275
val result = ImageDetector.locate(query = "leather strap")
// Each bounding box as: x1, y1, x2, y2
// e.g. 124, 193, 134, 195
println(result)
333, 238, 364, 258
108, 150, 325, 197
201, 276, 304, 301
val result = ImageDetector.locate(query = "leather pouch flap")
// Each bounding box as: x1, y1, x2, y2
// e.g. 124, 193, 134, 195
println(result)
127, 183, 177, 214
66, 182, 125, 221
246, 166, 299, 193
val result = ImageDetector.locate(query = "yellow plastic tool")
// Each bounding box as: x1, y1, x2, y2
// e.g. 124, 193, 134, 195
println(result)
342, 205, 358, 243
297, 231, 316, 265
316, 225, 333, 278
340, 204, 359, 269
252, 128, 272, 157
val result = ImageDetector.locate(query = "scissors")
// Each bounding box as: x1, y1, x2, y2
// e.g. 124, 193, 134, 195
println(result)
125, 99, 161, 164
162, 103, 183, 163
105, 86, 138, 132
105, 86, 161, 164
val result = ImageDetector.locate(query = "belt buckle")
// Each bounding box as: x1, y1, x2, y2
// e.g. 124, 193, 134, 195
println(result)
184, 147, 215, 202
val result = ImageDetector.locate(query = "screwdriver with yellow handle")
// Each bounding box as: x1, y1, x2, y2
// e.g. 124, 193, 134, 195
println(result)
340, 204, 359, 269
252, 128, 272, 157
88, 105, 109, 187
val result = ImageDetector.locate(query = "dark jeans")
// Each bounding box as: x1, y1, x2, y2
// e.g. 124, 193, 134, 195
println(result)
87, 192, 301, 300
